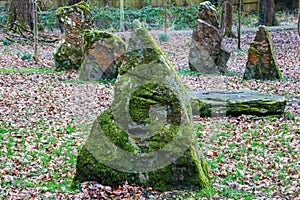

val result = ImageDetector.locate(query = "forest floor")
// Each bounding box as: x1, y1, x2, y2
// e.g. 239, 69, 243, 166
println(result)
0, 27, 299, 199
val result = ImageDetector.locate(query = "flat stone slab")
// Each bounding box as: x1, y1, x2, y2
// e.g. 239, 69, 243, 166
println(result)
189, 90, 286, 117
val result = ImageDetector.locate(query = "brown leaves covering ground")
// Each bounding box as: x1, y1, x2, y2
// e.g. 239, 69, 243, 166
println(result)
0, 28, 299, 199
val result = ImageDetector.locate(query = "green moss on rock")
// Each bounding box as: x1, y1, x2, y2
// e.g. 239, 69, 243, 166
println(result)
54, 1, 94, 71
79, 29, 126, 80
189, 90, 286, 117
243, 25, 282, 80
73, 21, 210, 192
73, 109, 210, 191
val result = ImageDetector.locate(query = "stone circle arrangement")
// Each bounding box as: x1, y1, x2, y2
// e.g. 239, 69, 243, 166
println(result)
53, 1, 287, 191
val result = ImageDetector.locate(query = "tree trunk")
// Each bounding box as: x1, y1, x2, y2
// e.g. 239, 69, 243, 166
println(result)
238, 0, 241, 49
164, 0, 167, 34
258, 0, 277, 26
298, 0, 300, 35
8, 0, 33, 30
221, 0, 235, 37
120, 0, 124, 32
33, 0, 38, 63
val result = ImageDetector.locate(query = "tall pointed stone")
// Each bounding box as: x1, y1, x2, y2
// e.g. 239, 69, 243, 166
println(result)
243, 26, 282, 80
189, 1, 230, 74
73, 21, 210, 191
53, 2, 94, 71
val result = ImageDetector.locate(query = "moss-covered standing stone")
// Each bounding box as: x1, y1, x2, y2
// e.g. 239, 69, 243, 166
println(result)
243, 25, 282, 80
79, 30, 126, 81
53, 2, 94, 71
73, 21, 210, 191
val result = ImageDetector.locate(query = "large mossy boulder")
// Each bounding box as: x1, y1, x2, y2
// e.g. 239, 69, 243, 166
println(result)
73, 21, 210, 191
189, 90, 287, 117
53, 2, 94, 71
79, 30, 126, 81
243, 26, 282, 80
188, 1, 230, 74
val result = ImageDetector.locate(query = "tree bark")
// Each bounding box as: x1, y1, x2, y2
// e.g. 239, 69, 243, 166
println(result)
298, 0, 300, 35
8, 0, 33, 30
221, 0, 235, 37
258, 0, 277, 26
120, 0, 124, 32
33, 0, 38, 62
238, 0, 241, 49
164, 0, 167, 34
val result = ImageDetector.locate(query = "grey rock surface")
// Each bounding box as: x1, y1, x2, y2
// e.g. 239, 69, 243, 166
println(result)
189, 90, 286, 117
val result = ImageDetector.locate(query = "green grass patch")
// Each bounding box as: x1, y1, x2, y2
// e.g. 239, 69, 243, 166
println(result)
225, 71, 241, 76
176, 69, 202, 76
0, 67, 55, 73
63, 78, 116, 84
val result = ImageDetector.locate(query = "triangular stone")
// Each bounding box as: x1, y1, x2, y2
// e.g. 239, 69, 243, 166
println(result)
73, 21, 210, 191
243, 25, 282, 80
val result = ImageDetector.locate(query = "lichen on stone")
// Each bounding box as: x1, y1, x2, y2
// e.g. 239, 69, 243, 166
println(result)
73, 21, 211, 191
54, 1, 94, 71
79, 29, 126, 80
243, 25, 282, 80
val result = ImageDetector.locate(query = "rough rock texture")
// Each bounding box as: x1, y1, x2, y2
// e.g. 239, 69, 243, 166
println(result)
79, 30, 126, 81
196, 1, 220, 28
73, 21, 210, 191
189, 90, 286, 117
53, 2, 94, 71
243, 26, 282, 80
189, 1, 230, 74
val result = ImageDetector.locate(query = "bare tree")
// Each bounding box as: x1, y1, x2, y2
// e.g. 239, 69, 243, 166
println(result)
120, 0, 124, 31
258, 0, 277, 26
238, 0, 241, 49
221, 0, 235, 37
164, 0, 167, 34
298, 0, 300, 35
33, 0, 38, 62
8, 0, 33, 30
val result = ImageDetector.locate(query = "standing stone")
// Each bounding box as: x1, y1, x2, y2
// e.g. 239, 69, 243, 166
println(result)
73, 21, 210, 191
196, 1, 220, 28
189, 1, 230, 74
54, 2, 94, 71
243, 26, 282, 80
79, 30, 126, 81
